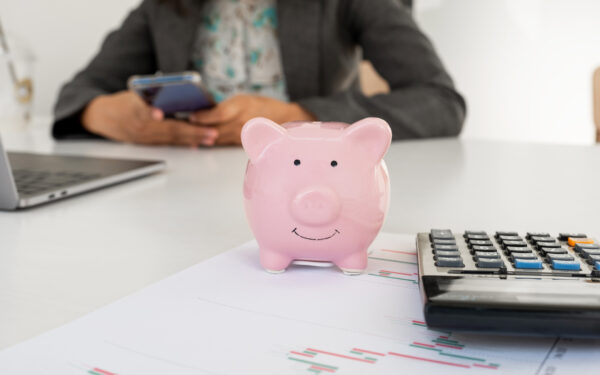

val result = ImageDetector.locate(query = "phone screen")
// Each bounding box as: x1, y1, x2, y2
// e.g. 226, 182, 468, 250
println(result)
129, 73, 215, 116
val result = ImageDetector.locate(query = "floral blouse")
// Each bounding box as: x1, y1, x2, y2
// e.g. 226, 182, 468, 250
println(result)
192, 0, 289, 103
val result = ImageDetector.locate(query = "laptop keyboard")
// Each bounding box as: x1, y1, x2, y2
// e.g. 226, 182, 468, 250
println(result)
12, 169, 102, 196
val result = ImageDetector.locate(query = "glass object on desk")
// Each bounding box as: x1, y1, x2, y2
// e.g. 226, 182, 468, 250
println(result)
0, 23, 35, 130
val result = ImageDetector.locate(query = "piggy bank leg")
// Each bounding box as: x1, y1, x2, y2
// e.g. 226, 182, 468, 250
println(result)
336, 250, 368, 276
260, 248, 292, 274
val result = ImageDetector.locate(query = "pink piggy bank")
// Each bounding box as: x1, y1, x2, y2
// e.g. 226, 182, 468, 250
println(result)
241, 117, 392, 275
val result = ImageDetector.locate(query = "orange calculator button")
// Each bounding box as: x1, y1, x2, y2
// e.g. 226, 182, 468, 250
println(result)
567, 237, 594, 247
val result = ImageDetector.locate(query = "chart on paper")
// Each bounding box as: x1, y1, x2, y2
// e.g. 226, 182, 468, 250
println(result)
0, 233, 598, 374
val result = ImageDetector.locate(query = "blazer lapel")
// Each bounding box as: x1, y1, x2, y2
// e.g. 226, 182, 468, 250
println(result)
155, 0, 204, 72
277, 0, 322, 100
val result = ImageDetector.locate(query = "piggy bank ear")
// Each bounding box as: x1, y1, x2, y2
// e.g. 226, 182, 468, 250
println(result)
343, 117, 392, 163
241, 117, 287, 162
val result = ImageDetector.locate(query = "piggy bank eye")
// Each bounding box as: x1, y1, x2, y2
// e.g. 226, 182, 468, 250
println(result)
294, 159, 301, 166
330, 160, 338, 167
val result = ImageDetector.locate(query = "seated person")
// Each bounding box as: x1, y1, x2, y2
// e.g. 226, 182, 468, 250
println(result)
52, 0, 466, 147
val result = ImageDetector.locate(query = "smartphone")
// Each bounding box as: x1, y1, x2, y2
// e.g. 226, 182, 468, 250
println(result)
128, 71, 215, 118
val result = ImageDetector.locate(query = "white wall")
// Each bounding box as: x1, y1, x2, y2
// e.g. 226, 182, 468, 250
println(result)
0, 0, 141, 119
415, 0, 600, 144
2, 0, 600, 144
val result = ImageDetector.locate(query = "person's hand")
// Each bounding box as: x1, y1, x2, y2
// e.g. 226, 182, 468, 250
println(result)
81, 91, 218, 147
188, 94, 316, 145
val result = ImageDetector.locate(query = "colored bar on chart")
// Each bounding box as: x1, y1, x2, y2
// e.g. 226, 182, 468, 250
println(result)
410, 344, 442, 352
367, 256, 418, 265
474, 363, 500, 370
291, 351, 314, 358
382, 249, 417, 256
388, 352, 471, 368
288, 357, 338, 371
439, 352, 486, 362
368, 272, 418, 284
435, 343, 464, 350
310, 365, 335, 373
352, 348, 386, 356
306, 348, 376, 364
413, 341, 435, 348
82, 367, 118, 375
380, 270, 414, 276
435, 337, 464, 346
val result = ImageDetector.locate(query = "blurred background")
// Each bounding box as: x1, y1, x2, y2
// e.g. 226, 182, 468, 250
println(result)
2, 0, 600, 144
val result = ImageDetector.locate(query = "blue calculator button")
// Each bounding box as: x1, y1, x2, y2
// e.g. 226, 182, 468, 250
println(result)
551, 260, 581, 271
595, 261, 600, 270
514, 259, 543, 269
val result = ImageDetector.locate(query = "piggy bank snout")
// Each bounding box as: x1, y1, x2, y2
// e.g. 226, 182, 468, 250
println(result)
291, 187, 341, 226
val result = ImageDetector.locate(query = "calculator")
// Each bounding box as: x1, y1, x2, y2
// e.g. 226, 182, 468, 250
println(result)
416, 229, 600, 337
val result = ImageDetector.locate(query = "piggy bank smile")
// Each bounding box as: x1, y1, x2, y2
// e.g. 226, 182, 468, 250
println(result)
292, 227, 340, 241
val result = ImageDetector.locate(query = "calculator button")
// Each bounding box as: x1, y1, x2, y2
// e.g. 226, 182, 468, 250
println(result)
433, 250, 462, 257
547, 253, 575, 261
465, 234, 490, 241
595, 261, 600, 270
537, 242, 562, 249
498, 234, 522, 241
498, 235, 522, 242
435, 257, 465, 268
579, 249, 600, 258
527, 232, 550, 239
432, 238, 456, 245
464, 230, 487, 236
588, 254, 600, 263
506, 247, 533, 253
574, 243, 600, 252
506, 248, 534, 255
514, 259, 543, 269
477, 258, 503, 268
432, 244, 459, 251
558, 233, 587, 241
512, 253, 538, 260
551, 260, 581, 271
539, 247, 568, 255
533, 239, 558, 246
469, 240, 493, 247
530, 236, 555, 243
472, 245, 496, 252
475, 251, 500, 258
430, 229, 454, 240
567, 237, 594, 247
496, 231, 518, 237
503, 240, 527, 247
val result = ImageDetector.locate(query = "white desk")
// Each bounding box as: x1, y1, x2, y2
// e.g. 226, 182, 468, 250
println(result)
2, 128, 600, 350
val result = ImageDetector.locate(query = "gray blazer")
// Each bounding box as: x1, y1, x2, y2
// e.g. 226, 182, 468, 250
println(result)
53, 0, 466, 140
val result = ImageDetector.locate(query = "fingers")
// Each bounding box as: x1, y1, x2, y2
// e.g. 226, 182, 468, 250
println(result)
214, 120, 244, 146
151, 107, 164, 121
148, 119, 219, 147
189, 98, 241, 125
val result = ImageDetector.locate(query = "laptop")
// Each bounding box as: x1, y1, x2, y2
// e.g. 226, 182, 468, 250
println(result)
0, 135, 166, 210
